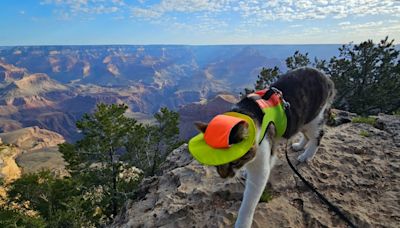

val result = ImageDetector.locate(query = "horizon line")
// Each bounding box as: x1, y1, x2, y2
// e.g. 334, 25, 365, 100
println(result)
0, 43, 351, 47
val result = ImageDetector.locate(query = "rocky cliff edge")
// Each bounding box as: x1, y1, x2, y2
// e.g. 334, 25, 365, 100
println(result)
113, 113, 400, 228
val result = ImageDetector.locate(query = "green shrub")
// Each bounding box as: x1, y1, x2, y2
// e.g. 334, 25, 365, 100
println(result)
259, 188, 273, 203
352, 116, 377, 126
0, 208, 46, 228
359, 130, 370, 137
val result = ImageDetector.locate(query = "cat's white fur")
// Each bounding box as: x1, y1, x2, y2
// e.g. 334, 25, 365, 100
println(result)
235, 105, 327, 228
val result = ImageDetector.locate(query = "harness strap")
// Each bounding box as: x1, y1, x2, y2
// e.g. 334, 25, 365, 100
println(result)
247, 87, 289, 144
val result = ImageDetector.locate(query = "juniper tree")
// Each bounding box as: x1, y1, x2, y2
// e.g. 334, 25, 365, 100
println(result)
242, 66, 281, 96
59, 103, 181, 225
254, 66, 281, 90
125, 107, 181, 176
285, 51, 311, 70
60, 103, 143, 224
326, 37, 400, 114
273, 37, 400, 115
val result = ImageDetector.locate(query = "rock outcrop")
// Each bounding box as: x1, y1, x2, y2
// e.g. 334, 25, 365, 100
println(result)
0, 144, 21, 201
0, 126, 65, 151
0, 61, 27, 83
178, 94, 239, 140
0, 127, 67, 176
0, 145, 21, 182
113, 114, 400, 228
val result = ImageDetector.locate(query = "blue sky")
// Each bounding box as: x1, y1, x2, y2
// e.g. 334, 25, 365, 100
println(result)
1, 0, 399, 45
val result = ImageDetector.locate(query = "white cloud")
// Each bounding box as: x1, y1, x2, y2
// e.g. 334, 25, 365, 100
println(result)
41, 0, 124, 18
155, 0, 229, 13
340, 21, 384, 30
132, 8, 162, 19
338, 20, 400, 40
338, 21, 350, 26
41, 0, 400, 22
334, 20, 400, 43
245, 0, 399, 22
39, 0, 400, 38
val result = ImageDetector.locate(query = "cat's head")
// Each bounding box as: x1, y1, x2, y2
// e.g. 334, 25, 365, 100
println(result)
194, 120, 276, 178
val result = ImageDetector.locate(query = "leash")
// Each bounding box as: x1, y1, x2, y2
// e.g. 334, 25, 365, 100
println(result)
285, 143, 358, 228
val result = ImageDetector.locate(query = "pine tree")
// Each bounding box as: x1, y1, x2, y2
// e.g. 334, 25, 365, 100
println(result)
264, 37, 400, 115
58, 103, 181, 225
124, 107, 181, 176
60, 103, 142, 224
325, 37, 400, 114
4, 170, 78, 227
285, 51, 311, 70
242, 66, 280, 96
254, 66, 281, 90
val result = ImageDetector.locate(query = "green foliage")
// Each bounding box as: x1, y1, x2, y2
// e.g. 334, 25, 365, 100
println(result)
2, 103, 181, 227
243, 50, 315, 95
242, 66, 280, 96
2, 170, 83, 227
259, 188, 273, 203
323, 37, 400, 114
359, 130, 370, 137
255, 37, 400, 115
351, 116, 377, 126
59, 103, 144, 224
55, 103, 180, 226
255, 66, 281, 90
7, 171, 77, 221
149, 107, 181, 174
0, 207, 46, 228
125, 107, 181, 176
285, 51, 311, 70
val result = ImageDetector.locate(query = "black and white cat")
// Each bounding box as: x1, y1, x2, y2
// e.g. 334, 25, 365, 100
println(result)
195, 67, 335, 228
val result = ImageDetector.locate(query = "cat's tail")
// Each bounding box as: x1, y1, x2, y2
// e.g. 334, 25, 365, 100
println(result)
323, 73, 336, 122
326, 75, 336, 108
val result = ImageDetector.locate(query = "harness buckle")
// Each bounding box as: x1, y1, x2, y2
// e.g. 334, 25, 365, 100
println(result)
271, 87, 290, 110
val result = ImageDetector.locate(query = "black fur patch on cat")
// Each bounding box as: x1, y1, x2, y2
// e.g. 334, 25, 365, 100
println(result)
232, 67, 334, 140
231, 97, 264, 127
229, 122, 248, 145
198, 67, 334, 178
271, 67, 335, 138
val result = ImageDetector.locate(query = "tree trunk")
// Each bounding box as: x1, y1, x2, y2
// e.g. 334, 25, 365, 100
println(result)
109, 147, 117, 216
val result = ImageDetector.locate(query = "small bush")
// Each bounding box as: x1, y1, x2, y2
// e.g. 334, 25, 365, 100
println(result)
352, 116, 377, 126
259, 188, 273, 203
359, 130, 370, 137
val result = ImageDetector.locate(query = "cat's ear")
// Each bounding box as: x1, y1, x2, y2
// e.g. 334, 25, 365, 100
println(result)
267, 123, 276, 139
194, 121, 208, 133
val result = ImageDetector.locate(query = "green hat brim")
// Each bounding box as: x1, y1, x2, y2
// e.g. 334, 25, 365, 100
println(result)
188, 112, 256, 166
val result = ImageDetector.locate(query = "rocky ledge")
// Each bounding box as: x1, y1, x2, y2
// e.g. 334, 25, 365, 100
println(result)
113, 113, 400, 228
